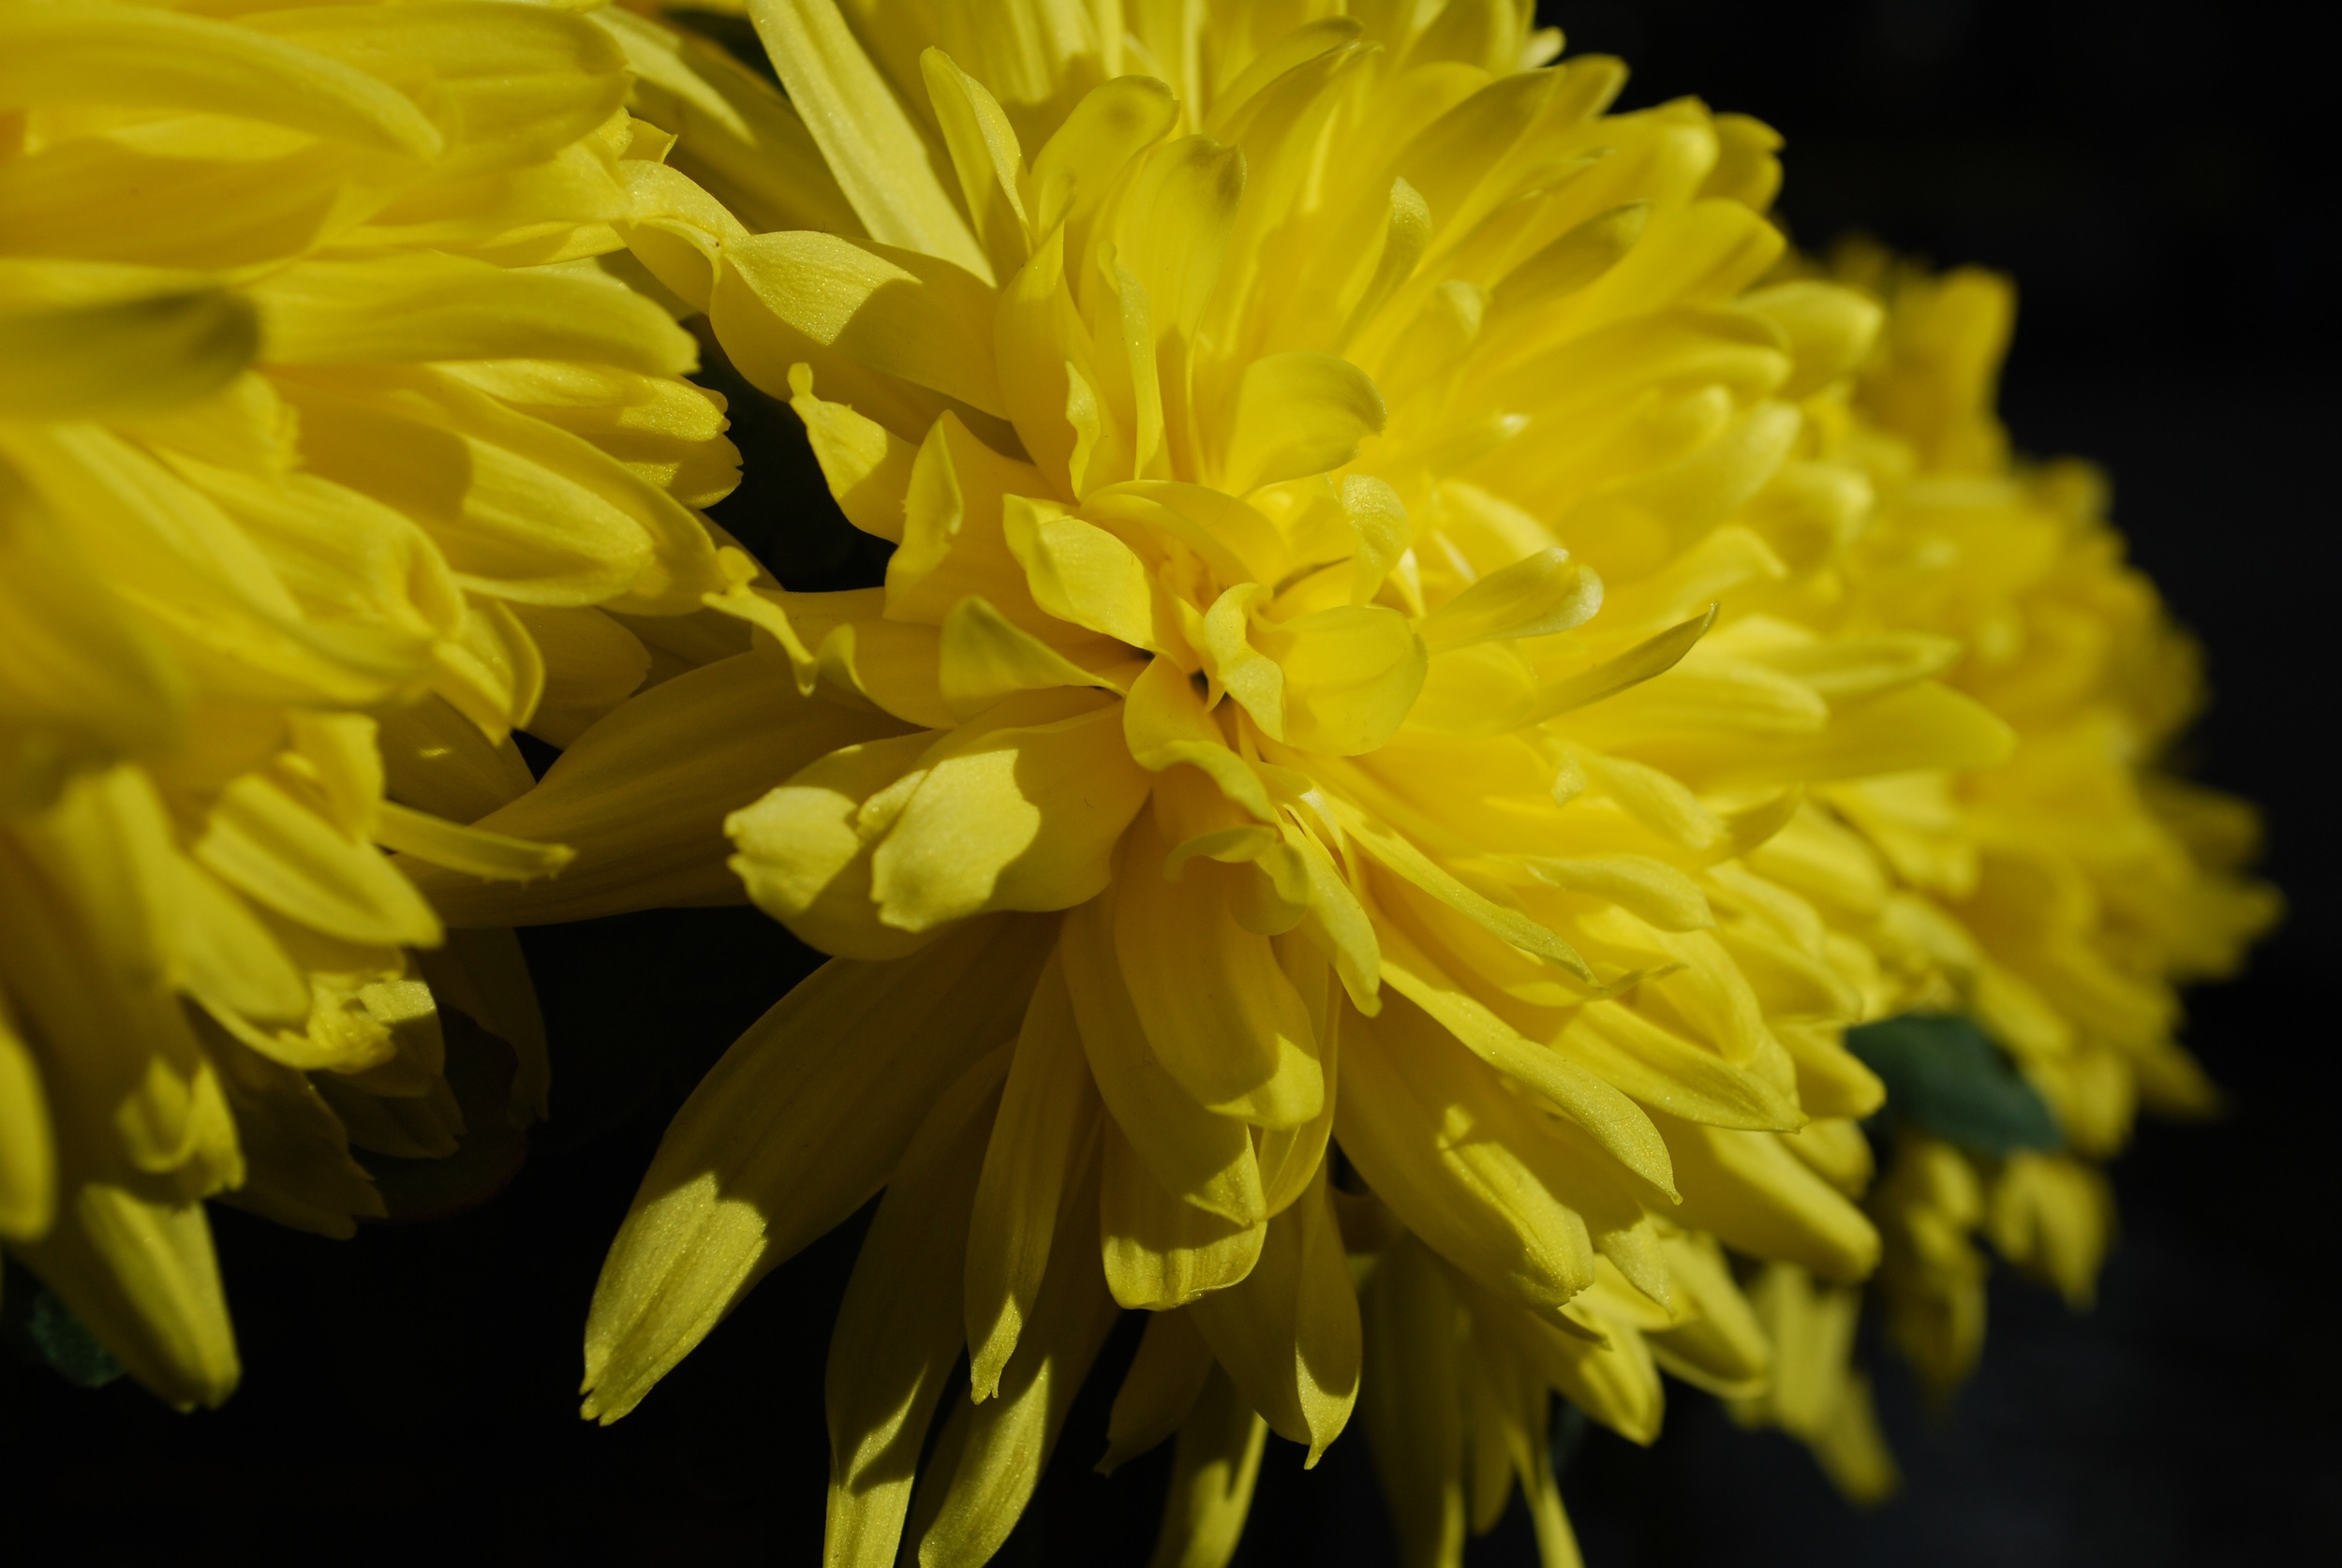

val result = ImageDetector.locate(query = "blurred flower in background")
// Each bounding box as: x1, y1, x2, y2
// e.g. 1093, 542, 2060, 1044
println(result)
1726, 245, 2277, 1492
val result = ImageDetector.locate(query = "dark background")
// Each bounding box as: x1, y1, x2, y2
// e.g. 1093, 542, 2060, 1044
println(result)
6, 1, 2335, 1561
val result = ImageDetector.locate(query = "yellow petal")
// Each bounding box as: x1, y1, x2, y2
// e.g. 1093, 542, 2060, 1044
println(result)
788, 363, 916, 541
0, 292, 259, 422
1215, 350, 1386, 494
920, 48, 1031, 284
508, 603, 650, 748
0, 4, 440, 156
1100, 1118, 1267, 1310
1003, 495, 1169, 651
14, 1182, 239, 1411
415, 653, 907, 925
1115, 818, 1324, 1128
0, 995, 57, 1241
196, 770, 440, 950
1062, 889, 1265, 1225
249, 2, 626, 180
253, 253, 695, 377
1098, 1307, 1215, 1474
600, 6, 861, 239
1147, 1367, 1271, 1568
1661, 1116, 1880, 1281
1643, 1231, 1771, 1398
1189, 1165, 1361, 1465
1122, 655, 1275, 822
580, 915, 1053, 1422
1554, 998, 1806, 1132
721, 230, 1006, 418
370, 799, 574, 884
746, 0, 987, 276
938, 594, 1126, 718
965, 949, 1101, 1400
1416, 547, 1602, 654
883, 412, 1054, 627
906, 1152, 1119, 1568
824, 1046, 1006, 1568
728, 730, 944, 960
870, 689, 1150, 930
1336, 997, 1597, 1316
1359, 1233, 1466, 1568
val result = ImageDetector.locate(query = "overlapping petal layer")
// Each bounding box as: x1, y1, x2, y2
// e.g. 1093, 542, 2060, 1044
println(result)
0, 0, 738, 1404
392, 3, 1979, 1560
1722, 249, 2277, 1484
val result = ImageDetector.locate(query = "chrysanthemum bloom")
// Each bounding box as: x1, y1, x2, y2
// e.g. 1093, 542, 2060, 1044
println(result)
1719, 251, 2277, 1482
0, 0, 738, 1405
417, 3, 2023, 1560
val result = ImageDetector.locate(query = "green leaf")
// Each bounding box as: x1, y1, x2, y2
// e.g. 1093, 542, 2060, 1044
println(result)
2, 1265, 126, 1390
1845, 1012, 2062, 1155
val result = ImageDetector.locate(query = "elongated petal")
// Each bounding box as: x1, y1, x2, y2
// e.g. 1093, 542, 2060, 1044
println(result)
965, 949, 1101, 1399
412, 653, 907, 925
1379, 927, 1676, 1196
1337, 995, 1607, 1315
1147, 1366, 1271, 1568
747, 0, 987, 275
823, 1047, 1006, 1568
0, 997, 57, 1240
1099, 1308, 1215, 1474
0, 5, 440, 155
1100, 1119, 1267, 1309
1115, 818, 1323, 1128
0, 292, 259, 422
1661, 1115, 1880, 1280
907, 1155, 1119, 1567
1360, 1234, 1466, 1568
1190, 1167, 1360, 1464
15, 1182, 238, 1411
581, 915, 1052, 1422
1062, 886, 1265, 1224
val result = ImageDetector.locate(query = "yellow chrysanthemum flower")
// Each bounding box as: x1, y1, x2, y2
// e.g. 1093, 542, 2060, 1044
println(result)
1721, 249, 2278, 1488
0, 0, 739, 1405
409, 4, 2055, 1561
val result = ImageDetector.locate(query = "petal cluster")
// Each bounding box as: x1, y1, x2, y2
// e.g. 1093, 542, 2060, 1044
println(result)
0, 0, 738, 1404
402, 3, 2142, 1560
1724, 248, 2277, 1481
